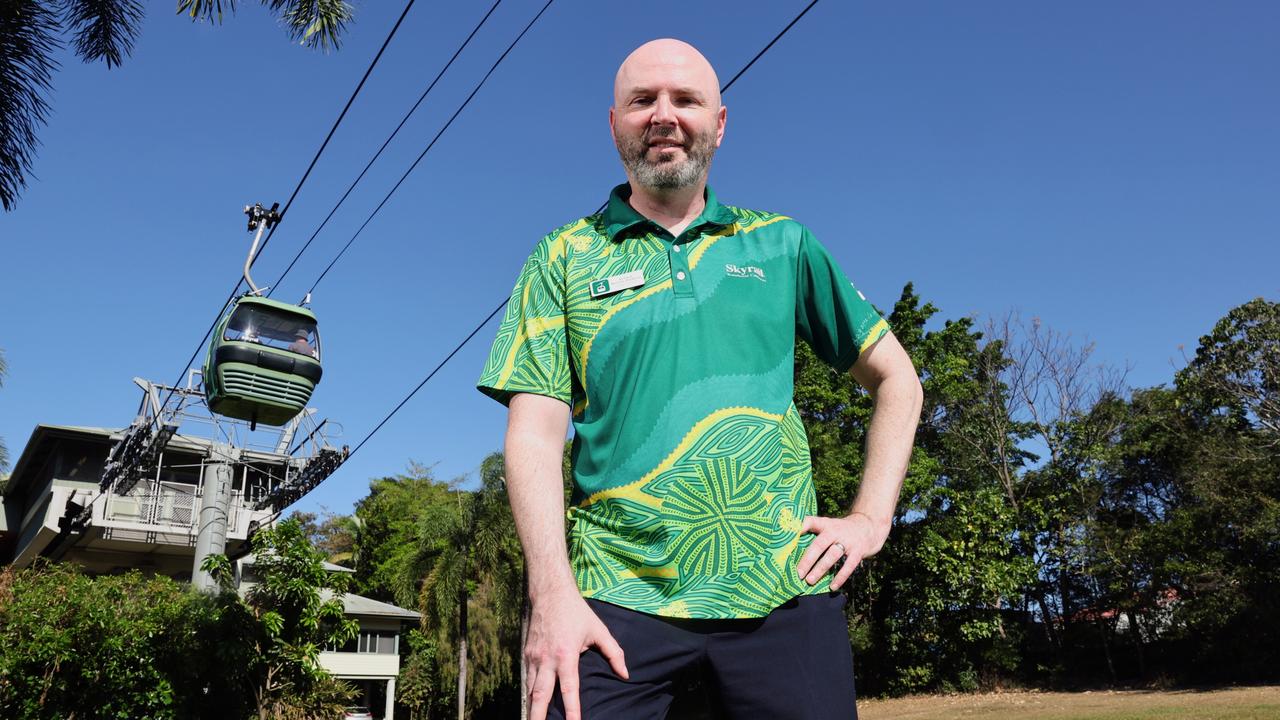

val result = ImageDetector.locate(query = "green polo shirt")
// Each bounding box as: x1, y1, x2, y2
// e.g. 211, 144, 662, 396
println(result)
478, 184, 889, 619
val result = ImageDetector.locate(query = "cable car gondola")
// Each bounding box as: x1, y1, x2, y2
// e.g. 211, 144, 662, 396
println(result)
202, 204, 324, 428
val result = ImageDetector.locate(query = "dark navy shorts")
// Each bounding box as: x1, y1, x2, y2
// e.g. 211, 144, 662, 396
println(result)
549, 592, 858, 720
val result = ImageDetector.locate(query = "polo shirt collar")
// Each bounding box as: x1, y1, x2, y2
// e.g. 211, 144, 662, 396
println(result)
602, 183, 737, 242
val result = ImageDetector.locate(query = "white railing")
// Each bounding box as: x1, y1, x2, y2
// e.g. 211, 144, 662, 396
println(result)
103, 484, 257, 533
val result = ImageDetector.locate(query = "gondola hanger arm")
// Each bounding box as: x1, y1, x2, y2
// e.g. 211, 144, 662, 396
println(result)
242, 202, 281, 296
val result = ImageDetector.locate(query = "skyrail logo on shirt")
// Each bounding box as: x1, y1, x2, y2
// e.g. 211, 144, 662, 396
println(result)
725, 264, 766, 282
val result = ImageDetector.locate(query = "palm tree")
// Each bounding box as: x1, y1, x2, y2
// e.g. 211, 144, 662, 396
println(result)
323, 512, 364, 567
0, 0, 353, 211
400, 453, 523, 720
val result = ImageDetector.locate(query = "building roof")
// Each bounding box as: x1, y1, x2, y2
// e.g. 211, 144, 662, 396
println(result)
322, 560, 356, 574
242, 553, 355, 574
323, 590, 421, 620
1, 424, 116, 496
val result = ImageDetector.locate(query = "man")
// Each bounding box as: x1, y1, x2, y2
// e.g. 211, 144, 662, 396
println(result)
287, 327, 316, 357
477, 39, 922, 719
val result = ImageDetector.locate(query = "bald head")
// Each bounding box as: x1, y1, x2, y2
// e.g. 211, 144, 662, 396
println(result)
613, 39, 721, 109
610, 39, 726, 194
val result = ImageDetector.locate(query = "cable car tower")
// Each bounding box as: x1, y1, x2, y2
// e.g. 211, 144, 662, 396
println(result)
85, 204, 345, 592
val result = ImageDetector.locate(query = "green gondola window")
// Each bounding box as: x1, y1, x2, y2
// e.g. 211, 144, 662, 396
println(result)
224, 304, 320, 360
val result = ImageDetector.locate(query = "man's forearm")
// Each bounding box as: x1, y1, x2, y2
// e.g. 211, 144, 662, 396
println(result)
851, 370, 922, 540
795, 358, 922, 587
505, 395, 579, 601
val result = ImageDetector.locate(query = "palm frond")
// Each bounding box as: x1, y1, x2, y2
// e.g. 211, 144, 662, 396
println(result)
479, 452, 504, 492
471, 499, 512, 568
392, 535, 439, 609
267, 0, 353, 51
59, 0, 144, 68
419, 549, 465, 634
0, 0, 60, 211
174, 0, 237, 25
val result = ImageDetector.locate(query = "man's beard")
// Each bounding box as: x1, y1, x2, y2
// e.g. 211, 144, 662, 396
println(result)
616, 125, 717, 191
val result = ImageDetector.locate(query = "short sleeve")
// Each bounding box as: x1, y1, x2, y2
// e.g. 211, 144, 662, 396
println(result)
477, 239, 572, 406
795, 226, 890, 373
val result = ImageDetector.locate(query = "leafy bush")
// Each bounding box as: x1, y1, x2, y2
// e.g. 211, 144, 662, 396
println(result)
0, 561, 256, 719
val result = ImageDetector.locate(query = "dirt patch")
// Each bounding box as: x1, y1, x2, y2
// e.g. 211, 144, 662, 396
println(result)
858, 686, 1280, 720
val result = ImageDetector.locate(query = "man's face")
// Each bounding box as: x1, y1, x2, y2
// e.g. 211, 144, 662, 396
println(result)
611, 41, 726, 191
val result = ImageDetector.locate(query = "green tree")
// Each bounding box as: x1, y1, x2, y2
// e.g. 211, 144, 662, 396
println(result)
1088, 368, 1280, 684
293, 508, 362, 567
969, 313, 1135, 682
960, 298, 1280, 686
0, 561, 257, 719
1160, 298, 1280, 680
1177, 297, 1279, 445
796, 284, 1034, 694
897, 287, 1032, 692
353, 464, 456, 600
1, 0, 354, 211
400, 453, 524, 720
1087, 387, 1187, 680
204, 517, 359, 719
397, 628, 440, 720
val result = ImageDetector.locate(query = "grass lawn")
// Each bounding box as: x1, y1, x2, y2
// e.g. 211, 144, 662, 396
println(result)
858, 686, 1280, 720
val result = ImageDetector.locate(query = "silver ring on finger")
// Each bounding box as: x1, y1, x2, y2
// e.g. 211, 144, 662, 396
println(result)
831, 542, 846, 557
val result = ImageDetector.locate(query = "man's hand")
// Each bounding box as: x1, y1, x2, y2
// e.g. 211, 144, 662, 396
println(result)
526, 590, 629, 720
796, 512, 887, 591
504, 392, 628, 717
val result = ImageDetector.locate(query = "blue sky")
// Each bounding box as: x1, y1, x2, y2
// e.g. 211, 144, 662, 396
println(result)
1, 0, 1277, 517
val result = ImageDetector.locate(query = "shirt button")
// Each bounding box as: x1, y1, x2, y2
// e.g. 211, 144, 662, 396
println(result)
676, 271, 687, 281
673, 245, 682, 253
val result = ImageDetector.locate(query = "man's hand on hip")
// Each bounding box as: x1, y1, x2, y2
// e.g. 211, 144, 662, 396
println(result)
526, 589, 629, 720
796, 513, 887, 591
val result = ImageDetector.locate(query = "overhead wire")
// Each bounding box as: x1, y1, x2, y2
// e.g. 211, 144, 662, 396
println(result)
302, 0, 557, 298
719, 0, 820, 95
345, 298, 510, 463
158, 0, 420, 418
267, 0, 506, 299
303, 0, 826, 495
87, 0, 419, 543
114, 0, 539, 538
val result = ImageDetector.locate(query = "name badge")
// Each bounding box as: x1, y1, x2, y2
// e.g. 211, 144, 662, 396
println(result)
590, 270, 645, 298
